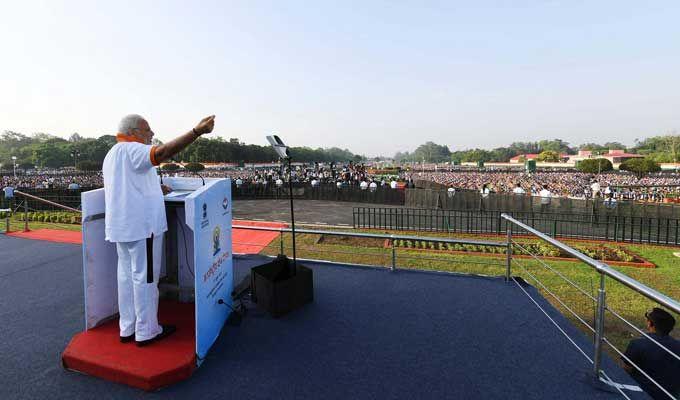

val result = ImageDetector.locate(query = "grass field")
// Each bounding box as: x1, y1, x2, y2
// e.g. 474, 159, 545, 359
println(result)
254, 228, 680, 365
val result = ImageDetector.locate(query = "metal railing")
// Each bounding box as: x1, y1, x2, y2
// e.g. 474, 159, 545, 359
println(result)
354, 207, 680, 245
232, 221, 680, 398
501, 213, 680, 399
0, 187, 92, 210
5, 190, 82, 232
407, 186, 680, 219
231, 224, 508, 274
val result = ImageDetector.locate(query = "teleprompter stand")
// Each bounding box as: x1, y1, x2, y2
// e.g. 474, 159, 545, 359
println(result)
250, 135, 313, 317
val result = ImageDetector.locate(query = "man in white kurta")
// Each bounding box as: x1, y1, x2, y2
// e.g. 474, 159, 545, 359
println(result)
103, 113, 215, 346
103, 133, 168, 344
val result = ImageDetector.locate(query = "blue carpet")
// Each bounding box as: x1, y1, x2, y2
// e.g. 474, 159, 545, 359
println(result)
0, 235, 648, 399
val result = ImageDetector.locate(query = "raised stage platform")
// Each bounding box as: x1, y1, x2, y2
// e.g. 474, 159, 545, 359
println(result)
61, 301, 196, 391
0, 234, 647, 399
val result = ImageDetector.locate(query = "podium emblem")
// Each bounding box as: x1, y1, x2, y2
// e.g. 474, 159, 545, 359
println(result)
212, 226, 221, 256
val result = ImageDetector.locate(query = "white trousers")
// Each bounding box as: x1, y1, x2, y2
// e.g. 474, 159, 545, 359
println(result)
116, 235, 163, 341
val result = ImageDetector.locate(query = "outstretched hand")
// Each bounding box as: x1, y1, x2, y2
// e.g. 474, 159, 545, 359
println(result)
194, 115, 216, 135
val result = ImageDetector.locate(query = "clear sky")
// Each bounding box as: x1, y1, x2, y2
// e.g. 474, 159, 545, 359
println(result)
1, 1, 678, 156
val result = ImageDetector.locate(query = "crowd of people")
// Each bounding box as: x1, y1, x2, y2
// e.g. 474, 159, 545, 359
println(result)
411, 171, 680, 201
1, 170, 103, 190
198, 162, 410, 188
3, 167, 680, 202
167, 163, 411, 191
0, 162, 408, 190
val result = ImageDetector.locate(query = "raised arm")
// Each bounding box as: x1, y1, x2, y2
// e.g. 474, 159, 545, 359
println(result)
153, 115, 215, 163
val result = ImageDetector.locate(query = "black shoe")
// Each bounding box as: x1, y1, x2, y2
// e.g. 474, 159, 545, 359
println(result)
135, 325, 176, 347
120, 333, 135, 343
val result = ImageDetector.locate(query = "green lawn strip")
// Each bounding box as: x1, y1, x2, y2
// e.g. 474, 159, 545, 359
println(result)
6, 219, 81, 232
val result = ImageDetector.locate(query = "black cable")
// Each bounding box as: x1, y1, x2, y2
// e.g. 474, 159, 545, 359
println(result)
175, 207, 195, 278
218, 298, 248, 319
217, 298, 238, 312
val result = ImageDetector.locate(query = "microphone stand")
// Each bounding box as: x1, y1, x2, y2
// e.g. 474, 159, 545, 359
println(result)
195, 171, 205, 186
287, 156, 297, 273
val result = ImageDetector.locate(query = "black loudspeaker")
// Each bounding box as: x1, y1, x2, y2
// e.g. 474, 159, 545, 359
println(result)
251, 255, 313, 318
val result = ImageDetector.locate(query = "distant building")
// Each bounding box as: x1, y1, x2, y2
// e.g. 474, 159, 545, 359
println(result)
568, 149, 644, 166
509, 153, 569, 163
602, 149, 645, 164
229, 138, 240, 144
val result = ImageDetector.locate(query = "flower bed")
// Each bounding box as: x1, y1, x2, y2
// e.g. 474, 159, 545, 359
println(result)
387, 239, 654, 268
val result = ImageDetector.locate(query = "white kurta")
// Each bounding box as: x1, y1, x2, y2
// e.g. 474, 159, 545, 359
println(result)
103, 141, 167, 243
102, 139, 167, 340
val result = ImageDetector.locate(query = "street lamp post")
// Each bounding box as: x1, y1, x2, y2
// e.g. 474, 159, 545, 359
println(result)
70, 151, 80, 168
11, 156, 17, 178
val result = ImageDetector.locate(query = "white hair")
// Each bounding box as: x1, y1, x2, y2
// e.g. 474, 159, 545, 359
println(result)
118, 114, 146, 134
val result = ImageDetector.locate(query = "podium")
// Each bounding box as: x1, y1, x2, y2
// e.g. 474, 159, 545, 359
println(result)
62, 177, 233, 390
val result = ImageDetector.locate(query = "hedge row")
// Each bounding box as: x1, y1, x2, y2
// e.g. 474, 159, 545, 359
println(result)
10, 211, 81, 224
393, 240, 509, 254
392, 239, 636, 262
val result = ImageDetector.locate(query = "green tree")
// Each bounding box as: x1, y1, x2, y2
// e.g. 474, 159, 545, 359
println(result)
71, 137, 114, 165
576, 158, 613, 173
633, 134, 680, 162
393, 151, 410, 162
579, 143, 607, 152
537, 139, 573, 154
489, 147, 517, 162
536, 150, 560, 162
412, 141, 451, 163
0, 131, 32, 166
68, 132, 84, 142
183, 162, 205, 172
509, 141, 540, 154
462, 149, 493, 162
76, 160, 102, 171
602, 142, 627, 150
97, 135, 117, 148
162, 163, 180, 171
31, 139, 71, 168
619, 158, 661, 177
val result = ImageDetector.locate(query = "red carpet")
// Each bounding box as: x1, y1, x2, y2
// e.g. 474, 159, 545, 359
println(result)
7, 221, 284, 253
7, 228, 82, 244
62, 301, 196, 391
232, 220, 287, 254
